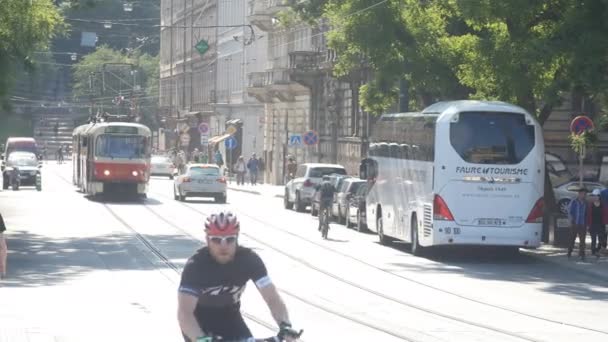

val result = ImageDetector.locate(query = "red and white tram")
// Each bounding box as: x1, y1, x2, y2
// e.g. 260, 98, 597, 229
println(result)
72, 120, 151, 197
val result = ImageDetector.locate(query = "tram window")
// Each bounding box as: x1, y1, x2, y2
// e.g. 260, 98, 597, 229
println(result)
82, 137, 88, 147
95, 135, 146, 159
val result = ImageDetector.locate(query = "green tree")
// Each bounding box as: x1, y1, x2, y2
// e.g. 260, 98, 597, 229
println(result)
72, 45, 159, 128
0, 0, 65, 112
297, 0, 608, 123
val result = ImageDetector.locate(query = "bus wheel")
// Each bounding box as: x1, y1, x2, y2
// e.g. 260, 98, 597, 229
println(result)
411, 217, 424, 256
377, 216, 391, 245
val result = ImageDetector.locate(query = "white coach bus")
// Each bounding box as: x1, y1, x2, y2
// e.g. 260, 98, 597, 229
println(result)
363, 100, 545, 255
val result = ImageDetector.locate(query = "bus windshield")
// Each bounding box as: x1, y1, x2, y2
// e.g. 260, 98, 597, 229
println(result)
450, 112, 534, 165
96, 135, 146, 159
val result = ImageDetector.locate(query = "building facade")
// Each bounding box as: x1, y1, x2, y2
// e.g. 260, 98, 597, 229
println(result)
247, 2, 371, 184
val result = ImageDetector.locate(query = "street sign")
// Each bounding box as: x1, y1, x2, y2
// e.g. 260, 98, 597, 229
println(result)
289, 134, 303, 147
195, 40, 209, 56
303, 130, 319, 146
570, 115, 595, 135
198, 122, 210, 135
201, 134, 209, 145
180, 133, 191, 146
225, 136, 237, 150
226, 126, 237, 135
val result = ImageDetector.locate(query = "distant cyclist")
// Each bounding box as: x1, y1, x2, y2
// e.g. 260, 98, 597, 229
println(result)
317, 175, 336, 231
178, 211, 301, 342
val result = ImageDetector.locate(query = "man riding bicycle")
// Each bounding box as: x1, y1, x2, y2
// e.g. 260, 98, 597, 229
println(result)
178, 211, 301, 342
317, 175, 336, 231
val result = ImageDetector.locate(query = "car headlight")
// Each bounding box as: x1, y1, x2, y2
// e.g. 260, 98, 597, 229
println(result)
132, 170, 139, 177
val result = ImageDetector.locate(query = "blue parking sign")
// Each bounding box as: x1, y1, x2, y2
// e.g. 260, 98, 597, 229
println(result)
225, 137, 237, 150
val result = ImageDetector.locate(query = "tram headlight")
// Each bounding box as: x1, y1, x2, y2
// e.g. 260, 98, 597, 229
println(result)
132, 170, 139, 177
104, 170, 110, 176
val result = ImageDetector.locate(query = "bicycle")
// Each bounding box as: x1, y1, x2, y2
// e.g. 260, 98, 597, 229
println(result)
195, 328, 303, 342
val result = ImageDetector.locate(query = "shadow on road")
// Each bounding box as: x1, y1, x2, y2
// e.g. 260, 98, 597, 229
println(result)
1, 230, 198, 288
380, 242, 608, 301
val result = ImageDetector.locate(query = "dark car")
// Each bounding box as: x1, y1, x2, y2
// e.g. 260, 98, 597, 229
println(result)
346, 182, 369, 231
310, 174, 351, 217
2, 152, 41, 191
334, 179, 366, 224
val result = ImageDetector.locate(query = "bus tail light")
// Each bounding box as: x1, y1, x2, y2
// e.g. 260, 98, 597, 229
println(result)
217, 177, 226, 184
433, 195, 454, 221
526, 198, 544, 223
303, 179, 313, 187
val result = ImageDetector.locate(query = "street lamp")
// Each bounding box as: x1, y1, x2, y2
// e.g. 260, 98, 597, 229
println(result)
104, 21, 112, 29
70, 53, 77, 61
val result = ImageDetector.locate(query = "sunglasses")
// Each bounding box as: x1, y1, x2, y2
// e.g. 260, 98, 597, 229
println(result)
208, 235, 238, 245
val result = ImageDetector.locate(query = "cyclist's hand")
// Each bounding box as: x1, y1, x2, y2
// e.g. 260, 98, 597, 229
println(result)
278, 322, 303, 341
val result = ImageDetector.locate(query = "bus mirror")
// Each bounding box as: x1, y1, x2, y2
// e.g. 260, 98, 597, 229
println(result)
359, 160, 367, 180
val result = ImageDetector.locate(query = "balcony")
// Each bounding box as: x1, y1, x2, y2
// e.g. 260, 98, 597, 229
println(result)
246, 69, 309, 103
289, 51, 322, 82
247, 71, 269, 102
247, 0, 289, 32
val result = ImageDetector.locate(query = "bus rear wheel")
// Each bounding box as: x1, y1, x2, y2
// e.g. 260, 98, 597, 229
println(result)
411, 217, 424, 256
377, 215, 391, 245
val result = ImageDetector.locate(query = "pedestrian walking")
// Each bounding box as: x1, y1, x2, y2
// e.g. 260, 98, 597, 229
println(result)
214, 150, 224, 169
0, 212, 8, 279
57, 146, 64, 164
588, 189, 608, 256
53, 122, 59, 137
247, 153, 259, 185
234, 156, 246, 185
568, 187, 589, 260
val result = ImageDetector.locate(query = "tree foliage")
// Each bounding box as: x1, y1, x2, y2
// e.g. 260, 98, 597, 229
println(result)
291, 0, 608, 121
0, 0, 65, 111
72, 45, 160, 128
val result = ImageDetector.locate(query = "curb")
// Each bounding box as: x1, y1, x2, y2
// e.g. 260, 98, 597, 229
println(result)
522, 247, 608, 283
227, 187, 261, 195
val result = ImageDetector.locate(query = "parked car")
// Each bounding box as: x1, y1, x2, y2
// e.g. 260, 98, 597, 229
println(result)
554, 180, 605, 214
284, 163, 347, 212
346, 182, 369, 231
173, 164, 227, 203
151, 155, 175, 179
2, 151, 41, 191
333, 178, 366, 224
310, 174, 351, 217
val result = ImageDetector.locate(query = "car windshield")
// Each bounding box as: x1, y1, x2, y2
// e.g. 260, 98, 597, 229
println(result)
8, 154, 38, 167
96, 135, 146, 159
309, 167, 346, 178
189, 167, 220, 177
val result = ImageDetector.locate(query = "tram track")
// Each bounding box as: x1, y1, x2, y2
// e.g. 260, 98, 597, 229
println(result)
48, 167, 607, 341
49, 169, 290, 339
144, 191, 542, 342
152, 188, 608, 338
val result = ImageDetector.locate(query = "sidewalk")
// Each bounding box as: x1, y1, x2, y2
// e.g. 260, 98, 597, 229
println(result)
523, 241, 608, 282
227, 181, 284, 198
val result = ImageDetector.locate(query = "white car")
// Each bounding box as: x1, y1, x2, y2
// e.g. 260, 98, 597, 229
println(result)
284, 163, 347, 212
173, 164, 227, 203
554, 180, 605, 214
151, 155, 175, 179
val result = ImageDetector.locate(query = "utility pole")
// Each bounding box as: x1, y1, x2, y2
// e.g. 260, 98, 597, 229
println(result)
170, 0, 176, 119
182, 0, 187, 112
190, 0, 194, 111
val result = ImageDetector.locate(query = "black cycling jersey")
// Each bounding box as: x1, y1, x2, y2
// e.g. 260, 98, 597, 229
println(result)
179, 246, 271, 341
0, 213, 6, 233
